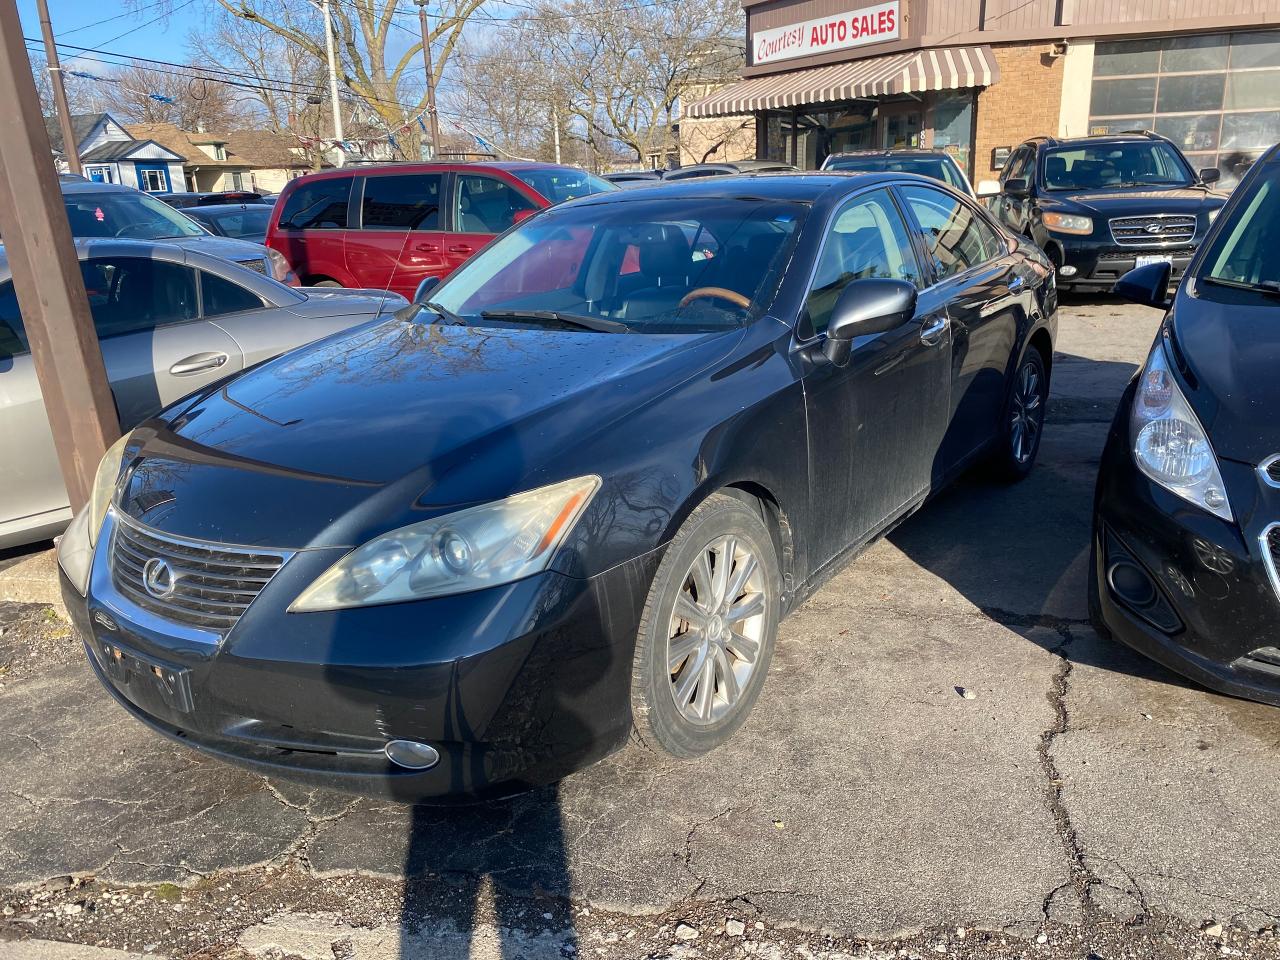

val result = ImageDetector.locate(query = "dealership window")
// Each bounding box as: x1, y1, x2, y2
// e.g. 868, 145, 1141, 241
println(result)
1089, 30, 1280, 188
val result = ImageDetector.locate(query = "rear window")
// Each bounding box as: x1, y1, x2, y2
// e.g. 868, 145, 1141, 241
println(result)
278, 178, 351, 230
824, 155, 964, 190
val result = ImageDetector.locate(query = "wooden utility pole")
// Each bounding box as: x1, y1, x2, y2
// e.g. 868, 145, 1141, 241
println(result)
414, 0, 443, 160
0, 0, 118, 510
34, 0, 80, 176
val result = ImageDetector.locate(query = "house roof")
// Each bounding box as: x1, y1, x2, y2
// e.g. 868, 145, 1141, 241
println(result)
43, 113, 111, 154
126, 123, 314, 171
81, 138, 185, 163
126, 122, 247, 168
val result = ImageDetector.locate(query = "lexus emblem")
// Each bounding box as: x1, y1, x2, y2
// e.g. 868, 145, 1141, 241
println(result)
142, 558, 177, 599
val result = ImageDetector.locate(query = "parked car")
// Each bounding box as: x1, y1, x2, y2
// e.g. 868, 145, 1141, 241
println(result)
182, 203, 273, 244
662, 161, 798, 181
158, 191, 269, 209
605, 170, 664, 188
979, 132, 1226, 292
60, 181, 297, 285
266, 161, 616, 297
1092, 142, 1280, 707
0, 239, 404, 548
822, 149, 974, 197
59, 172, 1055, 801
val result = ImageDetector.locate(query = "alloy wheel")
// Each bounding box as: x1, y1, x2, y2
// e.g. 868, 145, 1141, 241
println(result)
666, 535, 767, 725
1010, 359, 1045, 464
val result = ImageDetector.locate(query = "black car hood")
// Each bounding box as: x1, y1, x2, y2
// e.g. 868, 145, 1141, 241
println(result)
1170, 281, 1280, 465
1042, 186, 1225, 216
120, 319, 742, 547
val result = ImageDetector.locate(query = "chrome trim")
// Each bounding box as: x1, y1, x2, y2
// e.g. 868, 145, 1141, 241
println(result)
104, 508, 295, 640
1258, 454, 1280, 489
1108, 213, 1197, 249
1259, 522, 1280, 604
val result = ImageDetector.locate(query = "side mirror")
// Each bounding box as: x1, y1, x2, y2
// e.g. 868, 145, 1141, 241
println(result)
976, 179, 1001, 198
412, 276, 440, 306
1002, 178, 1030, 198
1113, 261, 1173, 310
1199, 167, 1221, 185
822, 279, 918, 367
512, 208, 537, 224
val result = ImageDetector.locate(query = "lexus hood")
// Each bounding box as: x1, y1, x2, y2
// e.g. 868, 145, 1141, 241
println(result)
117, 320, 742, 547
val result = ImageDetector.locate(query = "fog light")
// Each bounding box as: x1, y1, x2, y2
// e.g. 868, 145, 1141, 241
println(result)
384, 739, 440, 770
1059, 265, 1078, 277
1108, 560, 1156, 609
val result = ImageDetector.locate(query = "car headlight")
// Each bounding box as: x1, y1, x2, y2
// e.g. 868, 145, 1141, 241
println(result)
88, 432, 133, 547
290, 475, 601, 612
1042, 212, 1093, 235
1130, 341, 1232, 522
265, 247, 298, 285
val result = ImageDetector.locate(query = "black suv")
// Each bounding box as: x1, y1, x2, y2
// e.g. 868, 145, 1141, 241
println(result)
981, 132, 1226, 292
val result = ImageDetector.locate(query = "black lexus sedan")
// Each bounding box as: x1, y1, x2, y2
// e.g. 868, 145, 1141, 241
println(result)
1093, 142, 1280, 706
58, 173, 1056, 801
981, 132, 1226, 292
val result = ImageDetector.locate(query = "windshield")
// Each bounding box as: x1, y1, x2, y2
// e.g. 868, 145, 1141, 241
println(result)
1042, 142, 1193, 191
1200, 165, 1280, 290
199, 206, 272, 238
64, 190, 208, 239
824, 155, 964, 190
428, 197, 806, 333
511, 168, 617, 204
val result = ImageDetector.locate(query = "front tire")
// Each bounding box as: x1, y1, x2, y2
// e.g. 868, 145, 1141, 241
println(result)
994, 348, 1048, 481
631, 493, 780, 758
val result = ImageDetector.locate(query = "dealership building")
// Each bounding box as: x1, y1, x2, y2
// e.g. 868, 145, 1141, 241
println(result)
685, 0, 1280, 187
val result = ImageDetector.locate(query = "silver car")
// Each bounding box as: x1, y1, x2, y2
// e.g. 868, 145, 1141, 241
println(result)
0, 239, 406, 548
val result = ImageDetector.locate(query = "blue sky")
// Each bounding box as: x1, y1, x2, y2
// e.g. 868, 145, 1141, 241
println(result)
19, 0, 194, 65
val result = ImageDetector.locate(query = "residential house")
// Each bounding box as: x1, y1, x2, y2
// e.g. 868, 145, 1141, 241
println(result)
45, 112, 185, 192
127, 123, 323, 194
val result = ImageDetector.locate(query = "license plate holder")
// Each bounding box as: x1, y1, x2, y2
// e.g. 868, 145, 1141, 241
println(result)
94, 638, 194, 714
1135, 254, 1173, 269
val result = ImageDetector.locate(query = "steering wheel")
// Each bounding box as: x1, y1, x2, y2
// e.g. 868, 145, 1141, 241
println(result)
678, 287, 751, 310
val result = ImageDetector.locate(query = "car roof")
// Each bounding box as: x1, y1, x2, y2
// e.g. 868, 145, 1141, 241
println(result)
61, 180, 147, 195
186, 203, 266, 213
558, 170, 918, 206
1030, 132, 1170, 149
0, 237, 195, 273
285, 160, 592, 183
827, 149, 955, 159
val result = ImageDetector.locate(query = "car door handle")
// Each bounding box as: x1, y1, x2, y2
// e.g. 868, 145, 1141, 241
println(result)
920, 315, 949, 346
413, 242, 438, 252
447, 244, 474, 254
169, 352, 229, 376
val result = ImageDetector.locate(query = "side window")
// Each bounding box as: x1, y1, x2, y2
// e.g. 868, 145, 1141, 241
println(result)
81, 258, 197, 338
454, 175, 537, 235
901, 185, 996, 280
804, 189, 921, 337
0, 281, 28, 358
1003, 146, 1032, 183
278, 178, 351, 230
360, 173, 442, 230
201, 271, 265, 317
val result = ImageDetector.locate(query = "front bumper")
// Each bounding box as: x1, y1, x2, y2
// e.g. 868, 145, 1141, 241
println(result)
1091, 391, 1280, 705
1055, 238, 1198, 291
65, 519, 661, 802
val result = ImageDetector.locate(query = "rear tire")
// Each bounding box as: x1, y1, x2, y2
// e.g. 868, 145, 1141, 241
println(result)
631, 493, 780, 758
310, 278, 343, 288
993, 348, 1048, 482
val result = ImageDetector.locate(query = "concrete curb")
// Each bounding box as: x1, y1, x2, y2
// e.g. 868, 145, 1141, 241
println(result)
0, 940, 162, 960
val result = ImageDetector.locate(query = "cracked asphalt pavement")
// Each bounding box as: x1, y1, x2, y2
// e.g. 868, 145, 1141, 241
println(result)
5, 298, 1280, 959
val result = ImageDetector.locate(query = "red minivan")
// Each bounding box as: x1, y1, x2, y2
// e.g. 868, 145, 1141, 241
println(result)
266, 162, 617, 298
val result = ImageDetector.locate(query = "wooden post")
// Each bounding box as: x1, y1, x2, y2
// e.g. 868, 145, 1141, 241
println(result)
0, 0, 119, 511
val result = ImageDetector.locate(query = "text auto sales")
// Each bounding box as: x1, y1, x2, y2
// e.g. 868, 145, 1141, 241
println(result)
754, 1, 899, 65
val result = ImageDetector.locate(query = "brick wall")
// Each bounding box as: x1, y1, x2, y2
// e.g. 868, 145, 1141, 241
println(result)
973, 43, 1065, 180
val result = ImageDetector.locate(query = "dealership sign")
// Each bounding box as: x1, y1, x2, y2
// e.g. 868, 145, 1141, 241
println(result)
753, 0, 899, 66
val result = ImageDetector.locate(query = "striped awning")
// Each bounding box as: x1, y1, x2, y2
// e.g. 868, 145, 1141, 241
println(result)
684, 46, 999, 118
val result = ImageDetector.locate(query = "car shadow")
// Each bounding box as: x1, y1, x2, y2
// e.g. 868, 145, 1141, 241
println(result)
886, 348, 1200, 690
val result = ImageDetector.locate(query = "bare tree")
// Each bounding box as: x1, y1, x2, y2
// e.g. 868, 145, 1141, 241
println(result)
108, 64, 241, 129
30, 55, 94, 118
208, 0, 487, 156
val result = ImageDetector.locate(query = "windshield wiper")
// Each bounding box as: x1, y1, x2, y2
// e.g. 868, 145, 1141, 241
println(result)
425, 301, 469, 326
480, 309, 630, 334
1201, 276, 1280, 297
